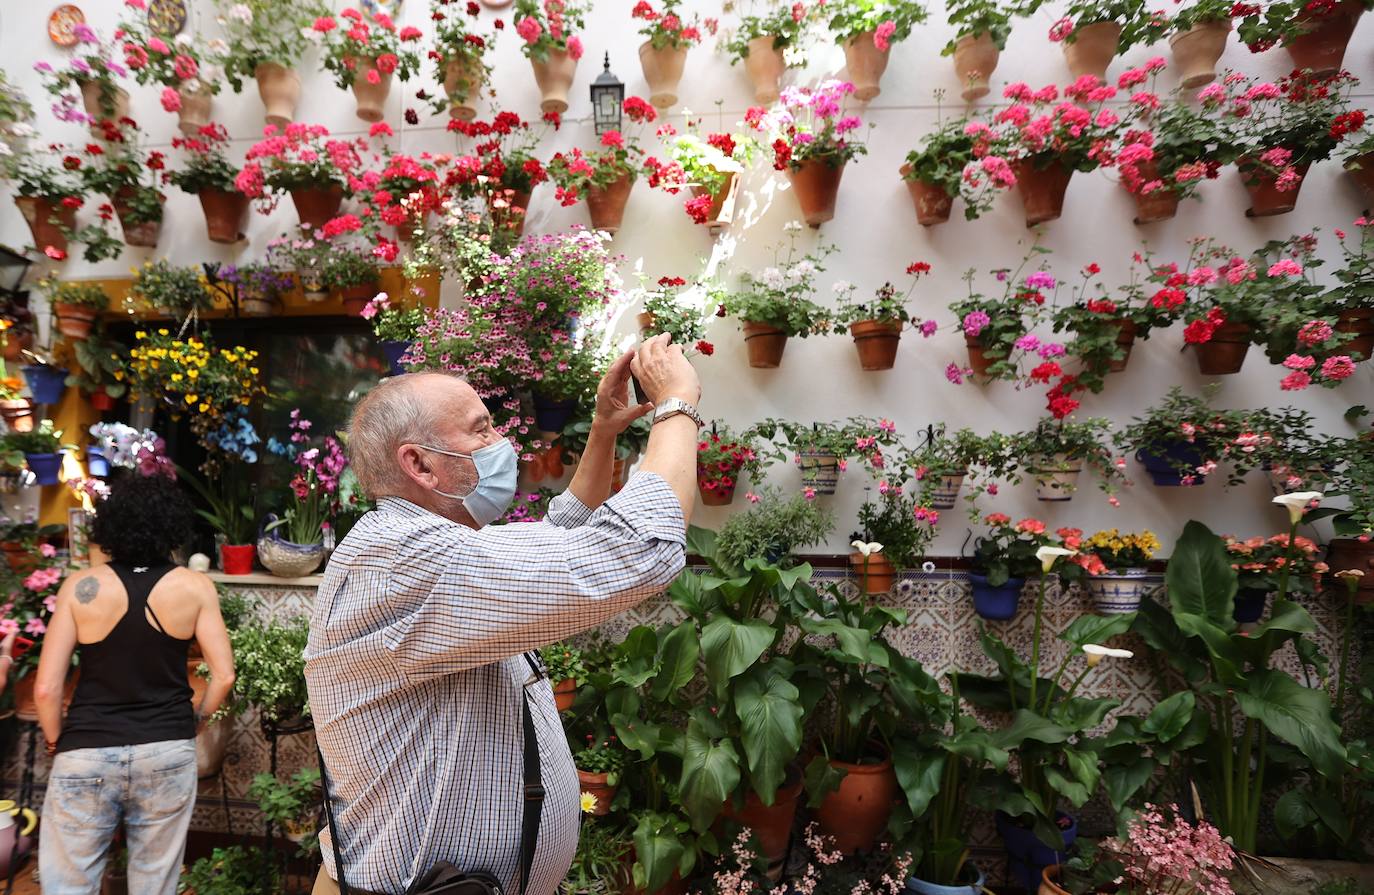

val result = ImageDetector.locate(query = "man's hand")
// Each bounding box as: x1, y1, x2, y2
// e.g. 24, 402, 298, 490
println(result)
593, 348, 655, 434
631, 333, 701, 406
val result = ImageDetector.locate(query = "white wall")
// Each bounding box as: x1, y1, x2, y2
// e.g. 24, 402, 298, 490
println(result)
2, 0, 1370, 555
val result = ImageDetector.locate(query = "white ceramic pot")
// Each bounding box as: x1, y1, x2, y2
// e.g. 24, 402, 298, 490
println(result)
1087, 568, 1151, 614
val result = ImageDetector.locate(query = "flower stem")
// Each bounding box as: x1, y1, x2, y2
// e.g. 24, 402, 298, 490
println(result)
1029, 572, 1048, 709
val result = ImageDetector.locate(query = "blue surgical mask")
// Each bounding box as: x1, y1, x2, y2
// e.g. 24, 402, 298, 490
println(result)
419, 439, 518, 527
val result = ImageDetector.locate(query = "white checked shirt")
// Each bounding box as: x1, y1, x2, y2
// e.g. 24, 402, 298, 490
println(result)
305, 473, 686, 895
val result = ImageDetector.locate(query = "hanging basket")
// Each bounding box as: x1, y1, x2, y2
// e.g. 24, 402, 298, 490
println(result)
586, 174, 635, 234
842, 33, 890, 101
14, 196, 76, 255
639, 42, 688, 109
197, 189, 250, 244
349, 57, 393, 122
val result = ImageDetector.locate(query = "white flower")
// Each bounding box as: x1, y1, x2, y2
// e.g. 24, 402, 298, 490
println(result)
1083, 643, 1134, 667
1036, 545, 1076, 573
301, 26, 322, 42
227, 3, 253, 24
788, 260, 817, 280
1335, 568, 1365, 582
201, 64, 225, 85
760, 267, 785, 290
206, 39, 230, 58
0, 143, 11, 159
182, 78, 202, 95
921, 561, 936, 574
851, 540, 883, 557
10, 123, 34, 137
1272, 491, 1321, 525
832, 280, 854, 295
174, 33, 193, 46
783, 220, 804, 232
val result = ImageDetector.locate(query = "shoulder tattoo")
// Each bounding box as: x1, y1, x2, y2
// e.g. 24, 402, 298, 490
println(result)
75, 576, 100, 604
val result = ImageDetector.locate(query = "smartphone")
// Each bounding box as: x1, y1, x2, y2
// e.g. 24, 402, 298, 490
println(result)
11, 636, 35, 659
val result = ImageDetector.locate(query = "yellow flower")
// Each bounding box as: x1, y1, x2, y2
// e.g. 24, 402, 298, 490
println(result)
170, 373, 183, 382
579, 792, 598, 814
185, 394, 198, 404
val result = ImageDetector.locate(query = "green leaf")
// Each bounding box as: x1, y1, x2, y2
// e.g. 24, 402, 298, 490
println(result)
1045, 766, 1091, 807
633, 812, 688, 894
679, 719, 740, 832
943, 728, 1009, 771
699, 616, 776, 695
1234, 669, 1347, 779
1059, 613, 1136, 648
803, 754, 848, 809
1103, 758, 1155, 814
991, 709, 1072, 750
892, 742, 946, 818
1165, 521, 1238, 629
1142, 691, 1195, 743
1051, 697, 1118, 732
687, 525, 718, 562
1274, 788, 1318, 841
1063, 748, 1101, 796
651, 623, 700, 703
734, 667, 804, 803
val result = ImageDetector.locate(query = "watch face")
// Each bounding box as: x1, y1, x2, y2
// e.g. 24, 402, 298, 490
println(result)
147, 0, 187, 35
48, 4, 86, 47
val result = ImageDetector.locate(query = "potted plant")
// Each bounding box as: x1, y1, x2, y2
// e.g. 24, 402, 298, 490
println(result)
362, 292, 425, 376
179, 845, 278, 894
697, 424, 762, 507
1049, 807, 1237, 895
900, 112, 1011, 226
1221, 530, 1327, 622
0, 513, 64, 575
948, 244, 1057, 381
1235, 0, 1367, 74
363, 149, 447, 244
574, 736, 625, 817
1115, 386, 1262, 487
215, 0, 319, 125
942, 0, 1022, 100
167, 123, 250, 244
902, 424, 987, 509
180, 434, 261, 576
222, 614, 311, 724
260, 412, 347, 578
79, 132, 167, 248
117, 10, 227, 134
1049, 0, 1148, 81
1329, 220, 1374, 362
218, 262, 294, 317
1073, 528, 1161, 613
19, 354, 70, 407
562, 818, 633, 894
547, 96, 660, 233
713, 487, 835, 569
966, 513, 1048, 618
66, 330, 127, 411
445, 112, 554, 242
721, 230, 835, 368
0, 379, 34, 434
0, 70, 36, 156
1114, 71, 1225, 223
2, 537, 75, 719
236, 123, 362, 229
634, 0, 706, 109
1163, 0, 1236, 87
825, 0, 928, 100
124, 329, 267, 446
2, 148, 119, 262
249, 769, 322, 852
665, 117, 757, 233
316, 8, 423, 122
40, 279, 107, 342
636, 274, 716, 355
850, 485, 939, 594
833, 262, 936, 371
129, 260, 214, 318
750, 417, 899, 496
35, 23, 129, 129
720, 1, 817, 103
512, 0, 590, 114
540, 642, 586, 711
750, 81, 868, 226
321, 246, 380, 314
1341, 128, 1374, 202
1051, 257, 1178, 391
2, 420, 72, 486
1011, 416, 1127, 503
428, 0, 496, 121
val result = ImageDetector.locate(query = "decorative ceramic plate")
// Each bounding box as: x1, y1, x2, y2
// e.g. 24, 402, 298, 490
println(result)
480, 0, 514, 7
360, 0, 403, 18
48, 4, 85, 47
147, 0, 187, 35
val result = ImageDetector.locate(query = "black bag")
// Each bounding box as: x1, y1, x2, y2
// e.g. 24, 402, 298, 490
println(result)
318, 654, 547, 895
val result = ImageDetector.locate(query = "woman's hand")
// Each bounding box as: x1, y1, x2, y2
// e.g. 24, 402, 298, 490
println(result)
592, 347, 655, 435
0, 628, 15, 689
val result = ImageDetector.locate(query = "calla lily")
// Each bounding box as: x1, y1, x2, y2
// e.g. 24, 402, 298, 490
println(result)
851, 540, 883, 557
1272, 491, 1322, 524
1335, 568, 1365, 582
1036, 545, 1076, 573
1083, 643, 1134, 667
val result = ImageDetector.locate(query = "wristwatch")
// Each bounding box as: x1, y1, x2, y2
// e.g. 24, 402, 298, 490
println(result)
652, 397, 703, 428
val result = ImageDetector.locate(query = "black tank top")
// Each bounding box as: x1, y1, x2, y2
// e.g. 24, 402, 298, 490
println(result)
58, 563, 196, 752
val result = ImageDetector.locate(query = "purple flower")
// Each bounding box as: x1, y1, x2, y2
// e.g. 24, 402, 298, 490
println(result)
72, 23, 97, 43
918, 319, 938, 337
1015, 333, 1041, 351
945, 363, 967, 385
1025, 271, 1056, 290
70, 59, 93, 75
33, 62, 53, 73
1039, 342, 1066, 359
995, 270, 1009, 282
962, 310, 991, 337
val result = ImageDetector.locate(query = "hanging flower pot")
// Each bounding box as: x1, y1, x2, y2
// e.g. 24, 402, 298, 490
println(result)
198, 189, 250, 244
25, 452, 63, 486
849, 320, 902, 371
0, 399, 34, 433
1086, 568, 1151, 614
815, 747, 897, 854
444, 57, 485, 120
639, 42, 688, 109
798, 448, 840, 495
380, 340, 412, 376
1107, 318, 1137, 371
577, 769, 616, 816
1285, 0, 1363, 75
1169, 20, 1231, 89
1061, 21, 1121, 81
79, 82, 130, 129
1, 541, 33, 574
690, 171, 740, 234
21, 365, 69, 405
85, 445, 110, 478
741, 321, 788, 368
177, 83, 213, 135
1336, 308, 1374, 361
1032, 456, 1083, 501
255, 63, 302, 127
88, 388, 116, 412
487, 187, 533, 237
744, 35, 786, 103
586, 174, 635, 234
1012, 158, 1073, 227
930, 471, 965, 509
1193, 321, 1251, 374
14, 196, 76, 255
553, 678, 577, 711
291, 186, 346, 232
1126, 161, 1180, 224
970, 573, 1024, 620
299, 267, 329, 302
952, 32, 1000, 101
787, 159, 846, 227
1238, 157, 1310, 217
900, 166, 954, 227
350, 57, 393, 123
1345, 153, 1374, 203
112, 187, 166, 248
849, 552, 896, 595
843, 33, 890, 101
54, 304, 99, 341
718, 772, 803, 867
1136, 441, 1209, 486
339, 281, 381, 315
238, 286, 278, 317
2, 331, 30, 363
997, 811, 1077, 895
965, 335, 996, 377
532, 391, 577, 432
699, 482, 736, 506
531, 49, 577, 115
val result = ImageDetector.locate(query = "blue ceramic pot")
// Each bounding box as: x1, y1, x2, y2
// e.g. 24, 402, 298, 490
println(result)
531, 391, 577, 433
969, 573, 1024, 620
905, 864, 985, 895
1136, 441, 1209, 486
1233, 587, 1268, 623
20, 365, 70, 406
25, 452, 62, 486
86, 445, 110, 478
996, 811, 1077, 894
380, 340, 412, 376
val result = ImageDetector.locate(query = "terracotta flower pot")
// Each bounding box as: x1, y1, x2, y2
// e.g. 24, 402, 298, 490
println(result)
1194, 321, 1252, 374
1062, 21, 1121, 81
690, 170, 740, 233
531, 50, 577, 115
2, 541, 34, 574
1285, 0, 1363, 75
1131, 183, 1181, 225
965, 335, 995, 377
843, 33, 890, 101
55, 303, 99, 340
339, 281, 380, 315
900, 166, 954, 226
553, 678, 577, 711
1169, 20, 1232, 89
1346, 152, 1374, 203
3, 330, 32, 363
639, 41, 688, 109
1032, 456, 1084, 501
1336, 308, 1374, 361
291, 186, 346, 231
719, 773, 803, 866
787, 159, 845, 227
14, 196, 76, 254
586, 174, 635, 234
577, 769, 616, 816
394, 207, 431, 243
849, 553, 896, 595
1039, 865, 1071, 895
1239, 157, 1310, 217
742, 321, 788, 368
815, 751, 897, 854
113, 187, 165, 247
953, 32, 1000, 100
79, 82, 130, 130
0, 399, 35, 433
444, 57, 484, 120
849, 320, 902, 370
1326, 537, 1374, 601
350, 57, 393, 123
1013, 158, 1073, 226
255, 63, 301, 127
198, 189, 250, 244
1108, 318, 1137, 372
177, 83, 213, 135
239, 290, 277, 317
699, 483, 736, 506
744, 36, 786, 103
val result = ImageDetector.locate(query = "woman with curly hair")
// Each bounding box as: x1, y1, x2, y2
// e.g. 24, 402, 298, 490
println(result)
33, 472, 235, 895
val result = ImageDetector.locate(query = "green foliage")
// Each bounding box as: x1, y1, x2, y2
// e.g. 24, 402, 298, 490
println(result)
66, 328, 127, 399
223, 615, 311, 723
541, 642, 588, 683
722, 234, 836, 337
562, 818, 633, 895
129, 261, 214, 315
1, 419, 68, 458
714, 490, 834, 570
720, 2, 818, 62
177, 846, 276, 895
826, 0, 929, 43
854, 488, 936, 571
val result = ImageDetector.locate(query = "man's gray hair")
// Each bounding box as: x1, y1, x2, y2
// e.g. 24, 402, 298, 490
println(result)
348, 373, 459, 498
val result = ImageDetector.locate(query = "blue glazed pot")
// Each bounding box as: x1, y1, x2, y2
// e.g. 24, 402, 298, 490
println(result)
1136, 441, 1209, 486
25, 452, 62, 486
379, 340, 412, 376
20, 365, 70, 406
256, 514, 324, 578
996, 811, 1077, 894
532, 391, 577, 433
86, 445, 110, 478
1233, 587, 1268, 623
969, 572, 1024, 620
905, 864, 985, 895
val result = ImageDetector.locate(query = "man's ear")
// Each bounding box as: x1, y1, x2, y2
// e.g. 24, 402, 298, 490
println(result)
396, 444, 437, 488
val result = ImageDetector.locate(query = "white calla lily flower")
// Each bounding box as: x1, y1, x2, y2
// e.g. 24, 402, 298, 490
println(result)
1083, 643, 1134, 667
1036, 545, 1076, 573
1272, 491, 1322, 524
851, 540, 883, 557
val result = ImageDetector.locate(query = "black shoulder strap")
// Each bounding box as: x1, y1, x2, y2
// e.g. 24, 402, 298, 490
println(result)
318, 742, 352, 895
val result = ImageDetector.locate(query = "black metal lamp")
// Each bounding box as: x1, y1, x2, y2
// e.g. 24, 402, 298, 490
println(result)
589, 53, 624, 136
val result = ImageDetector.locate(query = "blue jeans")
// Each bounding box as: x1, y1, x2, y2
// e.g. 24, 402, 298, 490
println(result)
40, 738, 198, 895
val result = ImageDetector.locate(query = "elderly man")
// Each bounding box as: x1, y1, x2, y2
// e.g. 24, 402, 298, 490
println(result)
306, 335, 701, 895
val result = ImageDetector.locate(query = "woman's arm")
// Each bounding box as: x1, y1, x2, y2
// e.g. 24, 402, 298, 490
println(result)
34, 582, 80, 749
191, 575, 235, 729
0, 629, 15, 691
